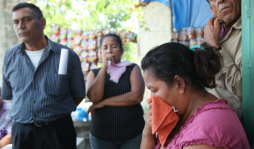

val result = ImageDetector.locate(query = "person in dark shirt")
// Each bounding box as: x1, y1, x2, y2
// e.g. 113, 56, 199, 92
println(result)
2, 3, 86, 149
86, 34, 145, 149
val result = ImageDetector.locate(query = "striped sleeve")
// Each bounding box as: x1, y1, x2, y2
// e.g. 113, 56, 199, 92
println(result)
1, 51, 12, 100
69, 52, 86, 98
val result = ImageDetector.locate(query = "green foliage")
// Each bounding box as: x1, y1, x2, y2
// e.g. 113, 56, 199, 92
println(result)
34, 0, 142, 34
122, 42, 136, 62
33, 0, 142, 62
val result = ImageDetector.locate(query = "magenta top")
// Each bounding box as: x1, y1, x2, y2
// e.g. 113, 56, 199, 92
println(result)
154, 99, 250, 149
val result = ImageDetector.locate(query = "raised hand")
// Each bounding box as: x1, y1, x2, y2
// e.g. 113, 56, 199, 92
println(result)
102, 53, 114, 69
204, 17, 222, 48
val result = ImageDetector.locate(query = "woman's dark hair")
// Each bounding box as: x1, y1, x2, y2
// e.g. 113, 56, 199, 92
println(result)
100, 34, 123, 49
12, 3, 43, 19
141, 42, 222, 89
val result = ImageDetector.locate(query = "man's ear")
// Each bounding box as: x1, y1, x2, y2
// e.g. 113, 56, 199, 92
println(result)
174, 75, 186, 94
40, 17, 46, 29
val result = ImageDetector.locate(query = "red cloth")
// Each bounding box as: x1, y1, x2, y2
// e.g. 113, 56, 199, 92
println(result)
147, 96, 179, 147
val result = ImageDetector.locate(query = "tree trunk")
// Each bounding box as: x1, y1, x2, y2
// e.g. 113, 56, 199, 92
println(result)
0, 0, 26, 86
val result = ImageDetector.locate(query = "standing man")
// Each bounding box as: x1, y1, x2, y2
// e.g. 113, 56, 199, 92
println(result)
204, 0, 242, 117
1, 3, 86, 149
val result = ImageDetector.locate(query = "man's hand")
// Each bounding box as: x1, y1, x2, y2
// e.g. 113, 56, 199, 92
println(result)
204, 17, 222, 48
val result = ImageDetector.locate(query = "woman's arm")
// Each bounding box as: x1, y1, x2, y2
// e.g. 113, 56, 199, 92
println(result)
0, 134, 11, 148
86, 53, 115, 104
92, 65, 145, 107
86, 66, 107, 104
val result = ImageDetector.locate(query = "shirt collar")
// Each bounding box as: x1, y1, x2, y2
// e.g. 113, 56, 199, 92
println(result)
220, 16, 241, 43
222, 16, 241, 30
232, 16, 241, 30
221, 16, 241, 34
18, 36, 58, 53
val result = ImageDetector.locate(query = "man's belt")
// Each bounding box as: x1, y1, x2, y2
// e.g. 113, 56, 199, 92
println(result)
34, 121, 49, 127
30, 115, 70, 127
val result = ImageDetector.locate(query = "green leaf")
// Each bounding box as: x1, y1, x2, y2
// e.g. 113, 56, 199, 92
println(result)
34, 0, 143, 62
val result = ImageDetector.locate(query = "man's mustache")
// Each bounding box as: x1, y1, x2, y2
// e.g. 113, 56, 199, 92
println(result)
219, 3, 232, 12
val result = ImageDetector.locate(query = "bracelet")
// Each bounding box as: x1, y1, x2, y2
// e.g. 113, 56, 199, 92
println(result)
215, 46, 223, 51
204, 42, 223, 51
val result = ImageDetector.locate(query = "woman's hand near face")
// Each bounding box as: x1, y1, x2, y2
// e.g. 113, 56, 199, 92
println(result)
86, 52, 114, 104
87, 53, 114, 104
145, 103, 153, 134
141, 102, 156, 149
102, 53, 114, 69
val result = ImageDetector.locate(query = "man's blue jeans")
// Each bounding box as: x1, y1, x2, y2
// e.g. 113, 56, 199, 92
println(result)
89, 133, 142, 149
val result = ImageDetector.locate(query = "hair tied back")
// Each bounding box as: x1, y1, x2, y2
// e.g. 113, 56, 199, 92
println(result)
189, 45, 205, 51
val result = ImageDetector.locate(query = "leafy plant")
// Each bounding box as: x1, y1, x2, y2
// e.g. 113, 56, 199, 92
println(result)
32, 0, 143, 62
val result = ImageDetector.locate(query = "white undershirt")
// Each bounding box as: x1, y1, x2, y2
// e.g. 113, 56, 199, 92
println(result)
25, 49, 45, 68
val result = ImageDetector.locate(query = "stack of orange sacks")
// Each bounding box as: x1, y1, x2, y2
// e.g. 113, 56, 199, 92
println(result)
147, 96, 179, 147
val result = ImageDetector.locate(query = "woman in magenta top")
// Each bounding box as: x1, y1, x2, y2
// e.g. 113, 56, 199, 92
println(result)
140, 42, 250, 149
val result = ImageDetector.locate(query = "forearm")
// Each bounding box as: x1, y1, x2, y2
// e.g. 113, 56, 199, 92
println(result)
87, 67, 107, 104
140, 125, 156, 149
99, 91, 143, 107
0, 134, 11, 148
98, 65, 145, 107
74, 97, 84, 105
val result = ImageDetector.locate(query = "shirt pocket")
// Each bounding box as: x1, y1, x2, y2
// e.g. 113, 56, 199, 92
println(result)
44, 72, 69, 96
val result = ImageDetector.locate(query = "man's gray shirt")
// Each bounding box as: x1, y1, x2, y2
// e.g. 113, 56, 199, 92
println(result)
1, 36, 86, 124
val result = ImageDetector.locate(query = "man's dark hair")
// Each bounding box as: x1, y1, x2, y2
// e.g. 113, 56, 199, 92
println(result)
12, 3, 43, 19
206, 0, 210, 4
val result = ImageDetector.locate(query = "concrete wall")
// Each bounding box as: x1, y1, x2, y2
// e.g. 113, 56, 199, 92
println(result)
138, 1, 172, 58
137, 1, 172, 107
0, 0, 25, 86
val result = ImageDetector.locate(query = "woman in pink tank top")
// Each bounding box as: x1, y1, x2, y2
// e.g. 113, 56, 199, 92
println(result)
140, 42, 250, 149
